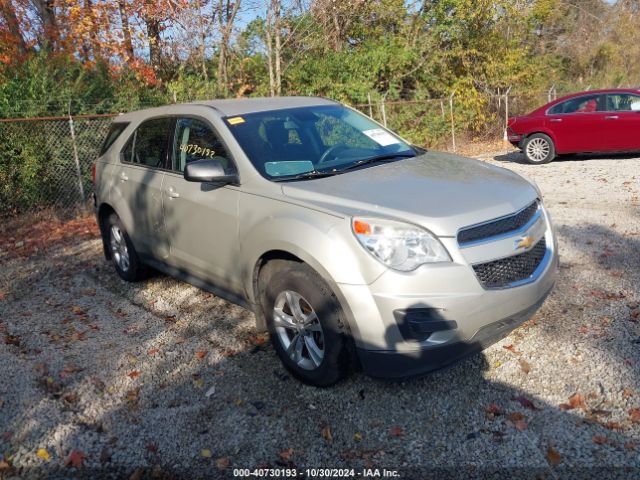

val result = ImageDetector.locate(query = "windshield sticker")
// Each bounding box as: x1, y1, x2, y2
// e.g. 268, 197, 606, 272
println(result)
179, 144, 216, 158
227, 117, 245, 125
362, 128, 400, 146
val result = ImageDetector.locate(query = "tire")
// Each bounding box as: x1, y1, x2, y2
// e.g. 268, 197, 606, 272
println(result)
260, 261, 352, 386
523, 133, 555, 164
104, 213, 147, 282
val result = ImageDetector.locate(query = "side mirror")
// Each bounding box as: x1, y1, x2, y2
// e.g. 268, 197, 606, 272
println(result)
184, 159, 238, 184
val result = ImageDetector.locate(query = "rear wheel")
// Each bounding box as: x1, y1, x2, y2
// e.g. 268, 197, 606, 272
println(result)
523, 134, 555, 164
260, 261, 352, 386
104, 213, 147, 282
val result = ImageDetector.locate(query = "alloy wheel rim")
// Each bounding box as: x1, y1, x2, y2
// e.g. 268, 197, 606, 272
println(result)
526, 138, 550, 162
273, 290, 325, 370
109, 225, 130, 272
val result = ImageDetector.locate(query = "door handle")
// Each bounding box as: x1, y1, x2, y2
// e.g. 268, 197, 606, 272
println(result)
550, 118, 562, 123
166, 187, 180, 199
605, 115, 619, 120
119, 172, 128, 182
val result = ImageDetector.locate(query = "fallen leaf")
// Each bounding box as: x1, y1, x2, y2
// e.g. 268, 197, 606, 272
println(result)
354, 432, 363, 442
507, 412, 525, 422
4, 335, 20, 346
559, 393, 587, 411
0, 291, 5, 301
593, 435, 608, 445
125, 388, 140, 403
514, 420, 528, 431
36, 448, 50, 461
64, 450, 86, 468
147, 348, 159, 356
512, 395, 538, 410
127, 371, 140, 379
216, 457, 230, 470
321, 425, 333, 443
518, 359, 532, 374
390, 426, 404, 437
603, 422, 623, 431
485, 403, 503, 417
195, 351, 208, 359
205, 386, 216, 398
252, 333, 269, 346
193, 379, 204, 388
546, 446, 562, 466
629, 408, 640, 423
71, 306, 86, 315
278, 448, 294, 461
623, 388, 634, 398
165, 315, 177, 323
0, 460, 10, 471
625, 442, 637, 450
503, 344, 520, 355
201, 449, 212, 458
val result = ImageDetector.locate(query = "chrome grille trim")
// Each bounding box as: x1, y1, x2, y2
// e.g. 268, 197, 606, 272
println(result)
458, 200, 540, 247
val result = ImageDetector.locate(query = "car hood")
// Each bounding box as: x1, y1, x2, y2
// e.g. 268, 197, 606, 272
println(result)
281, 151, 538, 237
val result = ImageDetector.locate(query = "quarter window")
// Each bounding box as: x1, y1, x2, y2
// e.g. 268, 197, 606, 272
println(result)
171, 118, 234, 173
100, 122, 129, 155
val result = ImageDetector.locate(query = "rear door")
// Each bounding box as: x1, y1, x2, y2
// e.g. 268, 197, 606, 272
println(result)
545, 94, 607, 153
162, 116, 243, 293
601, 93, 640, 151
111, 117, 171, 259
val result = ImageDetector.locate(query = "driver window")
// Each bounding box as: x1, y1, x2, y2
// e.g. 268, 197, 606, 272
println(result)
606, 94, 640, 112
548, 95, 604, 114
172, 118, 234, 173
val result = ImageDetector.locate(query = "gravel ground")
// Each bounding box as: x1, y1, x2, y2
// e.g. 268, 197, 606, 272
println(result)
1, 149, 640, 479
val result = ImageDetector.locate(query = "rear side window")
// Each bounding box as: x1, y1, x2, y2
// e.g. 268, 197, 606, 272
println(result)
100, 122, 129, 155
548, 95, 604, 114
120, 117, 172, 168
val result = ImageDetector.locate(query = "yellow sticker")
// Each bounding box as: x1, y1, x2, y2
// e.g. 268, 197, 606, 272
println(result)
227, 117, 245, 125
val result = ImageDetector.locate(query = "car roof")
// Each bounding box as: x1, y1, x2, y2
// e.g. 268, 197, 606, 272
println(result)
114, 96, 341, 122
551, 88, 640, 104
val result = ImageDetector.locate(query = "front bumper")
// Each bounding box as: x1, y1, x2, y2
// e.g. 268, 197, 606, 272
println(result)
356, 284, 553, 378
337, 206, 558, 378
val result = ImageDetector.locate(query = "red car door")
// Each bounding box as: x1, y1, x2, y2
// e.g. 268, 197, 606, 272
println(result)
545, 94, 607, 153
600, 93, 640, 151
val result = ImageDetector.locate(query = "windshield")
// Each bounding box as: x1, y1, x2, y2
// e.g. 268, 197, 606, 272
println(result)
224, 105, 415, 180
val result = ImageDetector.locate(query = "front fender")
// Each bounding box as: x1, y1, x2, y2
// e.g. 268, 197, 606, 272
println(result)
241, 213, 386, 305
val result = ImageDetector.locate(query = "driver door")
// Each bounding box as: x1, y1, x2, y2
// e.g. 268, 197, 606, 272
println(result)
162, 117, 243, 293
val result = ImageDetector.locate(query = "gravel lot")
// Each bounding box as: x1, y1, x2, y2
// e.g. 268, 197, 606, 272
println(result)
2, 149, 640, 479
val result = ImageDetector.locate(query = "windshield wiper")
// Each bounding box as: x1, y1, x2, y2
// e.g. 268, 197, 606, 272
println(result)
272, 170, 339, 182
335, 152, 416, 173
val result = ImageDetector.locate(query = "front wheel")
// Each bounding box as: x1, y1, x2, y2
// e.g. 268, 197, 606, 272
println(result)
523, 134, 555, 164
260, 261, 353, 386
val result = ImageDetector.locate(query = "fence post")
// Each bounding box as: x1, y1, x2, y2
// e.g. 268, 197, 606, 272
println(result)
380, 93, 388, 127
548, 84, 555, 103
68, 113, 86, 208
449, 92, 456, 153
367, 92, 373, 119
503, 86, 512, 147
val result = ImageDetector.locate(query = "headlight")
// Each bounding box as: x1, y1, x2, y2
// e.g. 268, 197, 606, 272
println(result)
352, 218, 451, 271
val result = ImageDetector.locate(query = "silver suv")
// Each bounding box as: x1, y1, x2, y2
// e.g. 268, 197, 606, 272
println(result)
94, 97, 558, 386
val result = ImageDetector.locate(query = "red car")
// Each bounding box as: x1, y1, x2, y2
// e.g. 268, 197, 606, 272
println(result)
507, 88, 640, 164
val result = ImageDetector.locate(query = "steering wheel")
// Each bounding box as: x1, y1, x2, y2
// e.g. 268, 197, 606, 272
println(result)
318, 143, 349, 164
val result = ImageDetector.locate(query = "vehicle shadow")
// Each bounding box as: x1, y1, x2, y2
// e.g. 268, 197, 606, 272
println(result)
1, 237, 639, 479
493, 151, 640, 164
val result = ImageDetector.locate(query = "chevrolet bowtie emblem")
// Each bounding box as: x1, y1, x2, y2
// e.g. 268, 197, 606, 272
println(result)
515, 236, 534, 250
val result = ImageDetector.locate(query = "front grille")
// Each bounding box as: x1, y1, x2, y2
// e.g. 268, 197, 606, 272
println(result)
473, 238, 547, 289
458, 201, 539, 245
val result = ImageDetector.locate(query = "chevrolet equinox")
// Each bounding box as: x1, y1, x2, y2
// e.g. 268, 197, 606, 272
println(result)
93, 97, 558, 386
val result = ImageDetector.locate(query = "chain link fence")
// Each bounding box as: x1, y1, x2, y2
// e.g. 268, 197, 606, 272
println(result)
0, 114, 114, 216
